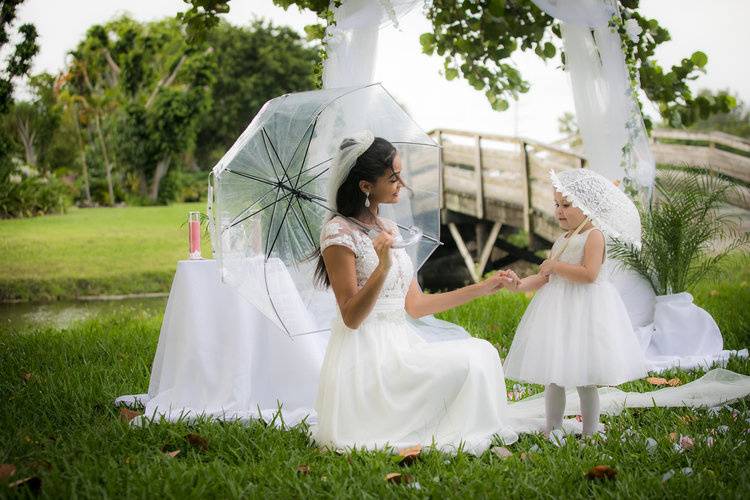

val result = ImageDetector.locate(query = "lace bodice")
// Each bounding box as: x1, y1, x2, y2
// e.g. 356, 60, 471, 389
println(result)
549, 228, 607, 284
320, 216, 413, 301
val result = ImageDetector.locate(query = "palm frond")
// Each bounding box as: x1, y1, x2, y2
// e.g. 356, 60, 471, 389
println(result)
610, 168, 748, 295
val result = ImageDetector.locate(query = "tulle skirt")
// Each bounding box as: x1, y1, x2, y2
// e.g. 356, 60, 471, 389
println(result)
311, 298, 518, 455
503, 278, 648, 387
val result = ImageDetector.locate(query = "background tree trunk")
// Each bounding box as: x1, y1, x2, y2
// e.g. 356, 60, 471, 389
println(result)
149, 157, 171, 201
73, 113, 92, 205
16, 117, 37, 166
93, 112, 115, 205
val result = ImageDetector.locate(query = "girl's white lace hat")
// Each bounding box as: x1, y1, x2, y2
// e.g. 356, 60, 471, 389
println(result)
550, 168, 642, 248
327, 130, 375, 210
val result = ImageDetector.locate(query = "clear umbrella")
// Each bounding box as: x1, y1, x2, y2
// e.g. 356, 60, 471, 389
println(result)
208, 83, 441, 338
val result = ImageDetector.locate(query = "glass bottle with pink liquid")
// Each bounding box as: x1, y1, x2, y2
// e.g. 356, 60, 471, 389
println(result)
188, 211, 202, 260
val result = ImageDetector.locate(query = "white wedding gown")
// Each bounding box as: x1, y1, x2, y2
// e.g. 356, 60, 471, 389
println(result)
312, 216, 520, 454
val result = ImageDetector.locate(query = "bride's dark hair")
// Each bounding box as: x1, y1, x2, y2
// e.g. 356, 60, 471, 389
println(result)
313, 137, 397, 288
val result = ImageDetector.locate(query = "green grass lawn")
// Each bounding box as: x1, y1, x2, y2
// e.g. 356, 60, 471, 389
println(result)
1, 256, 749, 497
1, 206, 749, 496
0, 204, 211, 301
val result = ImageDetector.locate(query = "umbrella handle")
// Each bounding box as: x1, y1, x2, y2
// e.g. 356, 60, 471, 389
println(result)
367, 226, 423, 249
549, 217, 591, 261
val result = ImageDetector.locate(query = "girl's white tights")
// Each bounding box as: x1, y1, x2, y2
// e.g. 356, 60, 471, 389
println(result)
544, 383, 600, 436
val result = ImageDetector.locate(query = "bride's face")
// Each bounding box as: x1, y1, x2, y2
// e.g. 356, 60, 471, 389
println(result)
554, 190, 586, 230
369, 153, 405, 205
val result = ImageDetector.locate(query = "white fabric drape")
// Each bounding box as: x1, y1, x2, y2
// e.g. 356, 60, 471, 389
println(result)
532, 0, 655, 198
322, 0, 421, 89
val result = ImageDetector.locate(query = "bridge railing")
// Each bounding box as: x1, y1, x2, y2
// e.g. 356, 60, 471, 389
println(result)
431, 128, 750, 240
430, 128, 585, 243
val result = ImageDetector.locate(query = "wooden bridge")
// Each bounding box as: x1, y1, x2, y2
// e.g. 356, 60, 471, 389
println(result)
425, 128, 750, 284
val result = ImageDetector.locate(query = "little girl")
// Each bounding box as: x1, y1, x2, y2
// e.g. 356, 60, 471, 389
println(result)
503, 169, 647, 436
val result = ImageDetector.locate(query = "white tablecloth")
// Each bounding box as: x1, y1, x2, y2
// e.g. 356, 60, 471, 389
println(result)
115, 260, 329, 425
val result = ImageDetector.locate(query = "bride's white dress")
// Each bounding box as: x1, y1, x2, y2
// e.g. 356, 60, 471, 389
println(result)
312, 216, 519, 454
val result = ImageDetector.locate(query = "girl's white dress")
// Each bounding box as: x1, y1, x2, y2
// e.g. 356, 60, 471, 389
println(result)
312, 216, 518, 454
503, 228, 648, 387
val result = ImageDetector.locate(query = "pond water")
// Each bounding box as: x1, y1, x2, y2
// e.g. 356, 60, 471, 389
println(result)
0, 295, 168, 332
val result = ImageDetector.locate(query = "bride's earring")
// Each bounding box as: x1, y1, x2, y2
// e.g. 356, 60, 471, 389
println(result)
364, 191, 370, 208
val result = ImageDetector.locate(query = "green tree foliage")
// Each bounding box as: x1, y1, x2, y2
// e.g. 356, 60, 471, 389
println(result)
60, 16, 215, 203
3, 73, 73, 172
686, 90, 750, 139
194, 20, 318, 167
177, 1, 735, 130
0, 0, 38, 113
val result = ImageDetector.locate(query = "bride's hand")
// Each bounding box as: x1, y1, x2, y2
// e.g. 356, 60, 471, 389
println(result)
477, 270, 514, 295
373, 231, 394, 270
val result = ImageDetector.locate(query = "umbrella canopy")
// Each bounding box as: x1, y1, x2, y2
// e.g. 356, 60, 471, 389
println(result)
550, 168, 642, 247
208, 83, 441, 338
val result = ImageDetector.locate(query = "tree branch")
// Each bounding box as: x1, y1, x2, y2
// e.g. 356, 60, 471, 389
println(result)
145, 54, 188, 109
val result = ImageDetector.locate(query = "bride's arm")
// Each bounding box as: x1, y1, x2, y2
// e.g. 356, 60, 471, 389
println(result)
404, 272, 511, 319
324, 232, 393, 330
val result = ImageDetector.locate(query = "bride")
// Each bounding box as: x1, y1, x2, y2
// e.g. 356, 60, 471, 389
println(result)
311, 131, 519, 454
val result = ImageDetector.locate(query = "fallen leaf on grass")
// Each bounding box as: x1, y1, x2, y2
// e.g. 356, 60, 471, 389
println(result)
668, 432, 678, 442
397, 445, 422, 466
185, 433, 209, 452
679, 435, 694, 450
8, 476, 42, 494
667, 378, 682, 387
160, 446, 181, 458
646, 377, 668, 386
119, 407, 143, 423
296, 465, 310, 476
0, 464, 16, 480
491, 446, 513, 459
586, 465, 617, 480
20, 372, 32, 383
385, 472, 413, 484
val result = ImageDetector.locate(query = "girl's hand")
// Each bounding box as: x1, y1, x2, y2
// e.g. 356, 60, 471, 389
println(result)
502, 269, 522, 291
539, 259, 556, 277
373, 231, 394, 270
477, 270, 514, 295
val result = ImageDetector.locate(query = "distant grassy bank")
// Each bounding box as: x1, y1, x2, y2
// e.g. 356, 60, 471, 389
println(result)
0, 203, 211, 302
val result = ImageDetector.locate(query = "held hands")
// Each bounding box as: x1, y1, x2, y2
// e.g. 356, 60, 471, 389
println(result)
477, 269, 521, 295
500, 269, 522, 292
